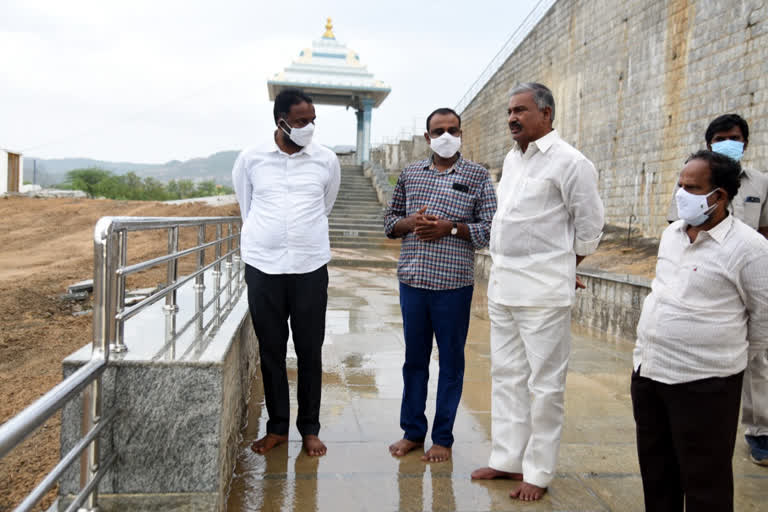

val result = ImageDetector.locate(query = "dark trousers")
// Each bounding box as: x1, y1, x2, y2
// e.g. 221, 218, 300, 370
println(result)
630, 369, 743, 512
245, 264, 328, 437
399, 282, 473, 447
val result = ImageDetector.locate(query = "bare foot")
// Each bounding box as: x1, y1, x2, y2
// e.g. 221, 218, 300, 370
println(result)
302, 435, 327, 456
510, 481, 547, 501
471, 467, 524, 480
250, 433, 288, 454
421, 444, 451, 462
388, 438, 423, 457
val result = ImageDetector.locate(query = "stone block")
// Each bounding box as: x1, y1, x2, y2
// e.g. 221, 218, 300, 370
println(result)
58, 269, 257, 511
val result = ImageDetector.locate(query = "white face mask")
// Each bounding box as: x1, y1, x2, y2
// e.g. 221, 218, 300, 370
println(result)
430, 132, 461, 158
675, 187, 719, 226
279, 119, 314, 147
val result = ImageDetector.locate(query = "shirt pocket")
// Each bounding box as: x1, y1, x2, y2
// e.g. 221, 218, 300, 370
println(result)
510, 176, 557, 212
741, 200, 761, 229
430, 185, 475, 221
676, 262, 731, 309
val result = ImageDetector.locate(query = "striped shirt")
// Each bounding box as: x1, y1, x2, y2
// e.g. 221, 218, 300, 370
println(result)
384, 154, 497, 290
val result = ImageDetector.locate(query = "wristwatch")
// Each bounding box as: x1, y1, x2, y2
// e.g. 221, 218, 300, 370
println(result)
450, 222, 458, 236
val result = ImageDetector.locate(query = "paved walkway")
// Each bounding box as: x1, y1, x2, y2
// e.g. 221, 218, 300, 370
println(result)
227, 266, 767, 511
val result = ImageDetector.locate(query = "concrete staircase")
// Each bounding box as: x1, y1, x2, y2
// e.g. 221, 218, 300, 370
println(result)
329, 165, 391, 250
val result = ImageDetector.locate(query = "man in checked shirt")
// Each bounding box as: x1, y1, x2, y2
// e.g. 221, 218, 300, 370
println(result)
384, 107, 497, 463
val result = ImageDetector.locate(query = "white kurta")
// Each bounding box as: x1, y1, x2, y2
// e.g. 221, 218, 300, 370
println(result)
488, 130, 604, 307
487, 130, 604, 488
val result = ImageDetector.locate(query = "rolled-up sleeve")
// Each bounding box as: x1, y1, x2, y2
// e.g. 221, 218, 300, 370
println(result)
232, 150, 251, 221
324, 155, 341, 216
467, 176, 497, 249
384, 172, 407, 238
743, 252, 768, 351
564, 158, 604, 256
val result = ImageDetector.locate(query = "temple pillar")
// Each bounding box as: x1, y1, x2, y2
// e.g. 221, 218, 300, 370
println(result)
355, 108, 365, 165
361, 98, 375, 163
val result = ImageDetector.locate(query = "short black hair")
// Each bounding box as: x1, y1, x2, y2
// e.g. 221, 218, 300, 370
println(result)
426, 108, 461, 131
685, 149, 741, 203
705, 114, 749, 145
273, 88, 313, 123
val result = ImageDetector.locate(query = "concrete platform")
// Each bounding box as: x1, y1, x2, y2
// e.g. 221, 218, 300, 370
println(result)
227, 266, 768, 511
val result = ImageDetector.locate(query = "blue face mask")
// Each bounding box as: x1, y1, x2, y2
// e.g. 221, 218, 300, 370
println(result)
711, 140, 744, 161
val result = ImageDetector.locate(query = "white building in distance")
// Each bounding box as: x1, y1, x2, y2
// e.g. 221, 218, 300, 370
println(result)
0, 149, 23, 194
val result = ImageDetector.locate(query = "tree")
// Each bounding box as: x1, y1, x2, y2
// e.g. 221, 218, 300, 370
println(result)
194, 180, 218, 197
64, 168, 113, 198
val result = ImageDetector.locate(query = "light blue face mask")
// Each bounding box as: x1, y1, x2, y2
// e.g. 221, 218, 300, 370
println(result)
711, 140, 744, 161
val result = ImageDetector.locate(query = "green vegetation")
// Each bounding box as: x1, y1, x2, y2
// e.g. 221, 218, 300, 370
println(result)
59, 168, 233, 201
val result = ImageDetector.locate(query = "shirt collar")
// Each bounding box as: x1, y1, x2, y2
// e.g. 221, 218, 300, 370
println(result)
679, 213, 733, 245
426, 152, 465, 175
513, 129, 560, 155
270, 137, 319, 157
707, 213, 733, 244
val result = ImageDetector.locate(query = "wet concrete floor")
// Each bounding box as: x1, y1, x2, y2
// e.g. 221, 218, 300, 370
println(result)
227, 266, 767, 511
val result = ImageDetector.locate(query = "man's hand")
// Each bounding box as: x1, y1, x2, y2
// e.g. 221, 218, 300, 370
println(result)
575, 255, 586, 290
404, 206, 429, 232
414, 214, 452, 242
392, 206, 428, 237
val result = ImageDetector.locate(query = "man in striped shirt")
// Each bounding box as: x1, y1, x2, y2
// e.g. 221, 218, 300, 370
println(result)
384, 107, 497, 462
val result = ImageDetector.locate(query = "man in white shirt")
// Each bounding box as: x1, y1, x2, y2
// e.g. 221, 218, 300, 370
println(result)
666, 114, 768, 467
632, 150, 768, 511
471, 83, 604, 501
232, 88, 340, 457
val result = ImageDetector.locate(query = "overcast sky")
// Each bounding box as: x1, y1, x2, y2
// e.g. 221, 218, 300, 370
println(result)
1, 0, 539, 163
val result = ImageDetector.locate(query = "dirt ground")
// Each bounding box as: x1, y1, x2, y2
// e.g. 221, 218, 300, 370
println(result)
578, 224, 659, 279
0, 197, 659, 511
0, 196, 239, 511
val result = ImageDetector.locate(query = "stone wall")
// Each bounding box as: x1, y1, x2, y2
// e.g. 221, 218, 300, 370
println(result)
58, 275, 257, 512
475, 251, 651, 340
370, 136, 430, 173
460, 0, 768, 237
337, 152, 357, 167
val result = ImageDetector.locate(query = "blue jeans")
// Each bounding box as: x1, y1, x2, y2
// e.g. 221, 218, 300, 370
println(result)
399, 282, 473, 447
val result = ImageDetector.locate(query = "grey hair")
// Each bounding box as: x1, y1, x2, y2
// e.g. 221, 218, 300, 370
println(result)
509, 82, 555, 122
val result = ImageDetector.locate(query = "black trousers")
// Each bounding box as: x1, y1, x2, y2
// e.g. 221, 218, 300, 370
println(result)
630, 369, 743, 512
245, 264, 328, 437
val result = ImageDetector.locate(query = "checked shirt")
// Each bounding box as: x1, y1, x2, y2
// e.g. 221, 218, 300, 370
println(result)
384, 154, 497, 290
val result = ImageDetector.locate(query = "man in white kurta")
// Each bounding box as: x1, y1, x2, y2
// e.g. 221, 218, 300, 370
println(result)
471, 83, 604, 501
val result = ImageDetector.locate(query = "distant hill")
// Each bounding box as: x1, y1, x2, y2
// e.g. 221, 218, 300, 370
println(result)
23, 151, 239, 187
24, 145, 354, 187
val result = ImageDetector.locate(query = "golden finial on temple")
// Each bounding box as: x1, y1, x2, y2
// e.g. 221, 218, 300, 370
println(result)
323, 17, 335, 39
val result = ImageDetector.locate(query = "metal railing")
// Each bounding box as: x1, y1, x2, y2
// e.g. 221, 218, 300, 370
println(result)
0, 216, 245, 512
454, 0, 559, 114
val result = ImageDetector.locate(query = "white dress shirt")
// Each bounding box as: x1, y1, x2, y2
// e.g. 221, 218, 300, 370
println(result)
488, 130, 604, 307
634, 215, 768, 384
232, 140, 340, 275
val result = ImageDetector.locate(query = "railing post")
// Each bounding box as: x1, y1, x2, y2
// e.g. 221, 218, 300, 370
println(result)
111, 229, 128, 353
214, 223, 223, 327
194, 224, 206, 339
237, 222, 245, 288
84, 220, 117, 511
232, 223, 242, 297
164, 226, 179, 343
225, 222, 233, 310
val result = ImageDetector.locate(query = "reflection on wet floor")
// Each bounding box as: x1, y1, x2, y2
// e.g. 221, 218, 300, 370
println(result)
226, 266, 767, 511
